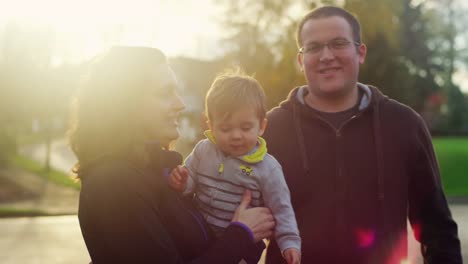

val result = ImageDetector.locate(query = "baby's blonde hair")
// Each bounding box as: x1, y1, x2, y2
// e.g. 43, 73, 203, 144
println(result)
205, 68, 267, 123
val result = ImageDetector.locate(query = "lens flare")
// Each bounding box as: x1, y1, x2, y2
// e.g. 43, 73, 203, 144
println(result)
355, 228, 376, 248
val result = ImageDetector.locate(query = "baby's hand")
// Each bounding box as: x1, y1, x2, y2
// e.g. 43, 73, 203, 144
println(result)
168, 165, 189, 192
283, 248, 301, 264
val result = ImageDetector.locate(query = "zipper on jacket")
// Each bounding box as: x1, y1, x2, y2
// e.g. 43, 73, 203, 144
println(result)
336, 113, 360, 136
312, 112, 362, 254
210, 157, 226, 205
312, 112, 362, 136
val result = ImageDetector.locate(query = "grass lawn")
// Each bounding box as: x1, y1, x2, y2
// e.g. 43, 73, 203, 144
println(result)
9, 155, 80, 190
0, 207, 58, 218
4, 138, 465, 196
433, 137, 468, 196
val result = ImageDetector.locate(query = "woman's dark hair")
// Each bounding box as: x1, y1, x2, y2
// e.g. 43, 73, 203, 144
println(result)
68, 46, 167, 178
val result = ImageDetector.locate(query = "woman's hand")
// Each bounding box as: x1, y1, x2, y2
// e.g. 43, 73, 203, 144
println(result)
232, 189, 275, 242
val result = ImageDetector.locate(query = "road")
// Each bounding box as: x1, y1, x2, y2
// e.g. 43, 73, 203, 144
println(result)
0, 204, 466, 264
0, 216, 89, 264
11, 139, 467, 263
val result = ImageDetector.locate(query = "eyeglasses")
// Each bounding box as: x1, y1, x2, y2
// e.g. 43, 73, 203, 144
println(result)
299, 38, 360, 55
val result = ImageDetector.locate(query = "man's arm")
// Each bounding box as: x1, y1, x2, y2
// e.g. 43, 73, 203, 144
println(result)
408, 116, 462, 263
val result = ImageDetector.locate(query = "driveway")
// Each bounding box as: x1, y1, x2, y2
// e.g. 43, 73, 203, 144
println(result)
0, 216, 89, 264
0, 204, 466, 264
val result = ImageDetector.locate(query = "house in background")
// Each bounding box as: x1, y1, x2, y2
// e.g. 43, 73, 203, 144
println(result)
170, 56, 229, 156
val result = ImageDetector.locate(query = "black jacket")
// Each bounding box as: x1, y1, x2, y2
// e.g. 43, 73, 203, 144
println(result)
78, 148, 258, 263
264, 85, 461, 263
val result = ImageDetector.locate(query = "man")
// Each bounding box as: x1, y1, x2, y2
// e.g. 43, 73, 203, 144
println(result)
263, 6, 462, 263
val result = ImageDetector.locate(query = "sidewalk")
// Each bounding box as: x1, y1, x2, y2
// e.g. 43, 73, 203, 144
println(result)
0, 166, 79, 215
0, 215, 89, 264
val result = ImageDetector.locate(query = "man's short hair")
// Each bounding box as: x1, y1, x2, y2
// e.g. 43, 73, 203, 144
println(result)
205, 69, 267, 123
296, 6, 362, 48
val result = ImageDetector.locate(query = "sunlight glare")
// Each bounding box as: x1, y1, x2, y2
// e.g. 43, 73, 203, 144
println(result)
0, 0, 222, 63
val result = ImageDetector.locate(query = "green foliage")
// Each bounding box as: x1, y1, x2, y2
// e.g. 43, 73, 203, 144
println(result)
9, 155, 80, 190
217, 0, 321, 108
0, 130, 16, 168
217, 0, 468, 133
348, 0, 447, 111
433, 137, 468, 196
0, 23, 83, 170
344, 0, 401, 48
446, 84, 468, 132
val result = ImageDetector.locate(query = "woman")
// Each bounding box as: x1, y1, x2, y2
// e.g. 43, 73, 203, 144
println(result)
68, 46, 275, 263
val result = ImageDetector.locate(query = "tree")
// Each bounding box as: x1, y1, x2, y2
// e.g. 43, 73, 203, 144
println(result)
217, 0, 467, 133
343, 0, 450, 112
422, 0, 468, 132
217, 0, 428, 107
216, 0, 331, 107
0, 21, 73, 170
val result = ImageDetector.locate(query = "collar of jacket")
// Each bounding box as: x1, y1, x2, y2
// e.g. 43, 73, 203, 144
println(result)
203, 130, 267, 164
294, 82, 373, 111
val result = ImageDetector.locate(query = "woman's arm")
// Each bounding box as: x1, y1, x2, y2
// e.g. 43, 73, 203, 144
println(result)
79, 163, 184, 263
79, 161, 274, 263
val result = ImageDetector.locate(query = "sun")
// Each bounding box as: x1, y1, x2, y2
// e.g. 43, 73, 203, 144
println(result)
0, 0, 222, 63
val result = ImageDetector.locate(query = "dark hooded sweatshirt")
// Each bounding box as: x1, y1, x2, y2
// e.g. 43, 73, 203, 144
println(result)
263, 84, 461, 264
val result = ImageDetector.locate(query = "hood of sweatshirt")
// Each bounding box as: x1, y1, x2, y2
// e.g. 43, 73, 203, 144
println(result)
278, 82, 386, 111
